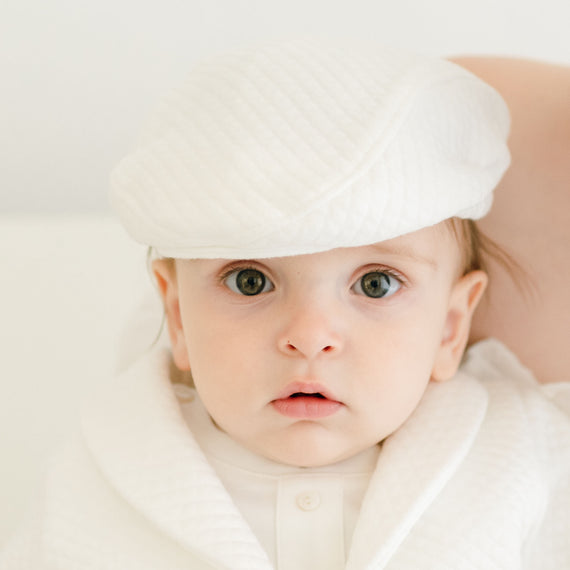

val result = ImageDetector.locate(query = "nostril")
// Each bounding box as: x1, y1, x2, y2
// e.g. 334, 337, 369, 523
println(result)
280, 340, 337, 356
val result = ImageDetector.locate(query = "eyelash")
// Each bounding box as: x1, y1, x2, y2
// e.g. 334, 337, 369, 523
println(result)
218, 262, 267, 283
218, 262, 275, 295
218, 263, 407, 296
352, 266, 407, 297
357, 266, 407, 286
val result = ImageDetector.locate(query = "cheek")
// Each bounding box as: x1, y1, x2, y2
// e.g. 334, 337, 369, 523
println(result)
178, 300, 271, 394
363, 297, 447, 355
354, 331, 435, 438
354, 303, 447, 394
187, 310, 269, 360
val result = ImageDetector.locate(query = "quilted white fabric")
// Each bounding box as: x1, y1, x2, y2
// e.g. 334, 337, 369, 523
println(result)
1, 339, 568, 569
110, 39, 511, 259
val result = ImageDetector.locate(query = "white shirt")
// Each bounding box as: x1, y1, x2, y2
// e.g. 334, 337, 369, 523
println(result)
176, 386, 380, 570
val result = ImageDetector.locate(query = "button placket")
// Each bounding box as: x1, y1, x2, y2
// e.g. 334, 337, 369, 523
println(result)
296, 491, 321, 511
277, 476, 344, 570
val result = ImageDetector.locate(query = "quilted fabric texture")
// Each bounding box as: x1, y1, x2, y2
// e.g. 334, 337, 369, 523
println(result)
1, 340, 568, 569
110, 38, 511, 258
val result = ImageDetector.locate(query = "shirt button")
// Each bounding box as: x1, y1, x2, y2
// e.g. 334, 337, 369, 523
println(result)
172, 383, 195, 403
296, 491, 321, 511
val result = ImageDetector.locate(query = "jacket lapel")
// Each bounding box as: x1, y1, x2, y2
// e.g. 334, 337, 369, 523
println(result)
81, 346, 488, 570
347, 372, 488, 570
80, 347, 273, 570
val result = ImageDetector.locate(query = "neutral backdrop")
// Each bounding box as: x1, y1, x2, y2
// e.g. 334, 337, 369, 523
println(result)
2, 0, 569, 214
1, 0, 569, 550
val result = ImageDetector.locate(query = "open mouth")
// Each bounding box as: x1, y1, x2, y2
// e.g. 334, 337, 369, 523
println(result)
272, 388, 342, 418
289, 392, 327, 399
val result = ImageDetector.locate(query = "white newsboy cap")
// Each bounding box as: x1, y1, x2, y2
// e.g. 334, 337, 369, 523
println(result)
110, 38, 510, 259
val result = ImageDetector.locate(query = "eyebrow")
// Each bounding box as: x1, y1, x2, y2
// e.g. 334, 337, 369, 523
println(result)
369, 243, 439, 269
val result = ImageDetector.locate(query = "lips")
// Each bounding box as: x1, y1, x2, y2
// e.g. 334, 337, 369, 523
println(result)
272, 382, 343, 419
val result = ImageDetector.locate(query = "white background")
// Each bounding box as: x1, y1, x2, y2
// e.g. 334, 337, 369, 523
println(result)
1, 0, 569, 551
2, 0, 569, 213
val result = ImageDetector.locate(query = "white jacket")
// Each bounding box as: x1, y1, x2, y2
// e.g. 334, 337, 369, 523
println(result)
1, 339, 569, 569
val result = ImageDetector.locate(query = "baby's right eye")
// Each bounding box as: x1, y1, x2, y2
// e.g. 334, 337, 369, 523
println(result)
224, 268, 274, 296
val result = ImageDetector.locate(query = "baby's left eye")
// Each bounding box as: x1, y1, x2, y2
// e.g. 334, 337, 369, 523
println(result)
353, 271, 401, 298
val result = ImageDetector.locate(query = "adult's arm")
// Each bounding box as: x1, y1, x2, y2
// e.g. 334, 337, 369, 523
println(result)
451, 57, 570, 384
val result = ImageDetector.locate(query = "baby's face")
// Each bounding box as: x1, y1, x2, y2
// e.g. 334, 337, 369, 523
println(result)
161, 223, 485, 467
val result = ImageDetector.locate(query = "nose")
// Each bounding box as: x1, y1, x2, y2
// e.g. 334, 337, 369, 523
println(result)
277, 301, 343, 360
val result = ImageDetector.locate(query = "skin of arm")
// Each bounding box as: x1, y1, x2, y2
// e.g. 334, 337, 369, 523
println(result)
451, 57, 570, 384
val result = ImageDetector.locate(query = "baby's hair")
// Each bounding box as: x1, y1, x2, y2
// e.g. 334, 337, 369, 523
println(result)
146, 218, 525, 295
447, 218, 487, 274
445, 218, 528, 295
147, 219, 522, 277
145, 218, 527, 386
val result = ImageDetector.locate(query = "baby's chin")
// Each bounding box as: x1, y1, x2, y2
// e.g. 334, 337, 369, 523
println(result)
211, 413, 384, 468
248, 438, 382, 469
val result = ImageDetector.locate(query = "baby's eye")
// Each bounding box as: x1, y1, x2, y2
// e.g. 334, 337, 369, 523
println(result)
224, 268, 274, 296
353, 271, 401, 298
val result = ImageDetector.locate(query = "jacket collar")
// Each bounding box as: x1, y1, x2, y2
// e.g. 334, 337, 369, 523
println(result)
81, 347, 487, 570
81, 347, 273, 570
347, 372, 488, 569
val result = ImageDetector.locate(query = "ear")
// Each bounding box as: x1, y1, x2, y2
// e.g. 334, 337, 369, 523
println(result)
431, 270, 488, 382
152, 259, 191, 371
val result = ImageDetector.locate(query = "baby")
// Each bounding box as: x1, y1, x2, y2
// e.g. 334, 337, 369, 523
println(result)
1, 39, 569, 570
152, 219, 486, 470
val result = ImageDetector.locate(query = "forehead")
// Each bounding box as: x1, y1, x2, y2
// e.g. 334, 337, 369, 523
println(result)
300, 222, 461, 268
366, 224, 457, 266
179, 222, 461, 274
